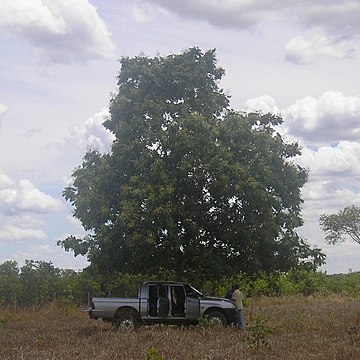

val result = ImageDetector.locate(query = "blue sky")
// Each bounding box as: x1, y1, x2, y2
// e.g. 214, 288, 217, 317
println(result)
0, 0, 360, 273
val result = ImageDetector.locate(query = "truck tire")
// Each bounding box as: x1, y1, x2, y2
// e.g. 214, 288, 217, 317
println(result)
115, 313, 139, 332
207, 311, 227, 326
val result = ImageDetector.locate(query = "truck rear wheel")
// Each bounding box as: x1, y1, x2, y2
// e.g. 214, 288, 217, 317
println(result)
115, 314, 138, 332
207, 311, 227, 326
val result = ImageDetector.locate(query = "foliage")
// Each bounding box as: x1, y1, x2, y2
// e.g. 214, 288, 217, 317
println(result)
0, 260, 101, 309
244, 312, 274, 351
146, 347, 164, 360
322, 272, 360, 296
195, 270, 360, 299
201, 272, 251, 298
1, 258, 359, 310
59, 47, 317, 279
320, 205, 360, 245
0, 261, 20, 309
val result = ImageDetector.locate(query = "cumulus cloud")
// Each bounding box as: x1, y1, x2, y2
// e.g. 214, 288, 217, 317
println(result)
244, 95, 280, 114
0, 0, 115, 64
0, 102, 8, 127
0, 103, 8, 116
297, 141, 360, 209
0, 171, 64, 243
298, 142, 360, 177
300, 1, 360, 40
284, 91, 360, 143
64, 108, 115, 153
142, 1, 360, 64
300, 179, 360, 221
145, 0, 287, 29
0, 171, 63, 214
0, 213, 46, 243
0, 224, 46, 242
285, 35, 355, 64
144, 1, 360, 38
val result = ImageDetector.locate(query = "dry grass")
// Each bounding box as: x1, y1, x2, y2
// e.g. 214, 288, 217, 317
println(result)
0, 295, 359, 359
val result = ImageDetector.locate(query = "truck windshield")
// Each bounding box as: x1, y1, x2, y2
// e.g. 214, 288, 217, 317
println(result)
184, 284, 203, 298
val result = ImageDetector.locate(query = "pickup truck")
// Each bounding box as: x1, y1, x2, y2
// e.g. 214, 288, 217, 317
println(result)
85, 281, 237, 331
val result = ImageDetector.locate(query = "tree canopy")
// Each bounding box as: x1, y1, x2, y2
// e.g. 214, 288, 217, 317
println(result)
59, 47, 320, 280
320, 205, 360, 245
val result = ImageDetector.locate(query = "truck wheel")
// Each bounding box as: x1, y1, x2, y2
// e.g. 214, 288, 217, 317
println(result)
115, 314, 138, 332
207, 311, 227, 326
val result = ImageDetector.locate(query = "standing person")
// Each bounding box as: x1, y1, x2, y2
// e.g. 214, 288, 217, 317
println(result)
231, 284, 244, 329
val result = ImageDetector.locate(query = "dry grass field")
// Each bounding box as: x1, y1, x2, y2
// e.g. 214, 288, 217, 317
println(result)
0, 295, 359, 360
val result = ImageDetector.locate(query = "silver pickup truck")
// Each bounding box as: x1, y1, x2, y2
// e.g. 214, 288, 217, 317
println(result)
86, 281, 237, 331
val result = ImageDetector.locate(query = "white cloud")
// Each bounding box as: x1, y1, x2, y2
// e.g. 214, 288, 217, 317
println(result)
0, 172, 14, 188
244, 95, 280, 114
144, 1, 360, 40
296, 141, 360, 217
17, 180, 64, 212
285, 35, 354, 64
0, 171, 63, 243
0, 0, 115, 64
131, 2, 159, 22
0, 170, 63, 214
0, 213, 46, 243
0, 103, 8, 127
0, 224, 46, 242
284, 91, 360, 143
145, 0, 287, 29
64, 108, 115, 153
142, 1, 360, 66
0, 103, 8, 117
300, 1, 360, 40
299, 142, 360, 177
301, 177, 360, 211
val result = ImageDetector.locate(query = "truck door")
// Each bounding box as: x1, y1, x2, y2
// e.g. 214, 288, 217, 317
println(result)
170, 285, 186, 317
157, 284, 169, 318
184, 284, 200, 319
147, 284, 170, 318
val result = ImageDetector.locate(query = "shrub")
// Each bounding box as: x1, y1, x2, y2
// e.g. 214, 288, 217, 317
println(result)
146, 347, 164, 360
244, 312, 274, 351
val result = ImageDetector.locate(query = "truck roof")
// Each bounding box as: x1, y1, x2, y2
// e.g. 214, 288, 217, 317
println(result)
141, 281, 188, 286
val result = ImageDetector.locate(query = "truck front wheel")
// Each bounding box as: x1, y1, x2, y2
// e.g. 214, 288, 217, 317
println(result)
115, 314, 138, 332
206, 311, 227, 326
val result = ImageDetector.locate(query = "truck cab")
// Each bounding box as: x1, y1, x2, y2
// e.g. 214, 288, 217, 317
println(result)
140, 282, 202, 322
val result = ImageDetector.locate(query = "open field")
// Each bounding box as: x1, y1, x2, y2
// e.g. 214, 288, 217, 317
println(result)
0, 295, 359, 360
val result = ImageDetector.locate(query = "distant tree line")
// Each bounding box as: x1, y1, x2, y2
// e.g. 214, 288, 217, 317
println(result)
1, 259, 359, 310
0, 260, 100, 309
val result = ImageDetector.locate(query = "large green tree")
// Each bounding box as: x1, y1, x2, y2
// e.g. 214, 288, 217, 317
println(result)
320, 205, 360, 245
60, 48, 316, 279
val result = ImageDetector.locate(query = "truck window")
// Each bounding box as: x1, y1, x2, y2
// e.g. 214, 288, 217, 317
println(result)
184, 284, 202, 299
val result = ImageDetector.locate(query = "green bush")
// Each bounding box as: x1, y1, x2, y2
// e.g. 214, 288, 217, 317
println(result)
146, 347, 164, 360
244, 311, 274, 351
